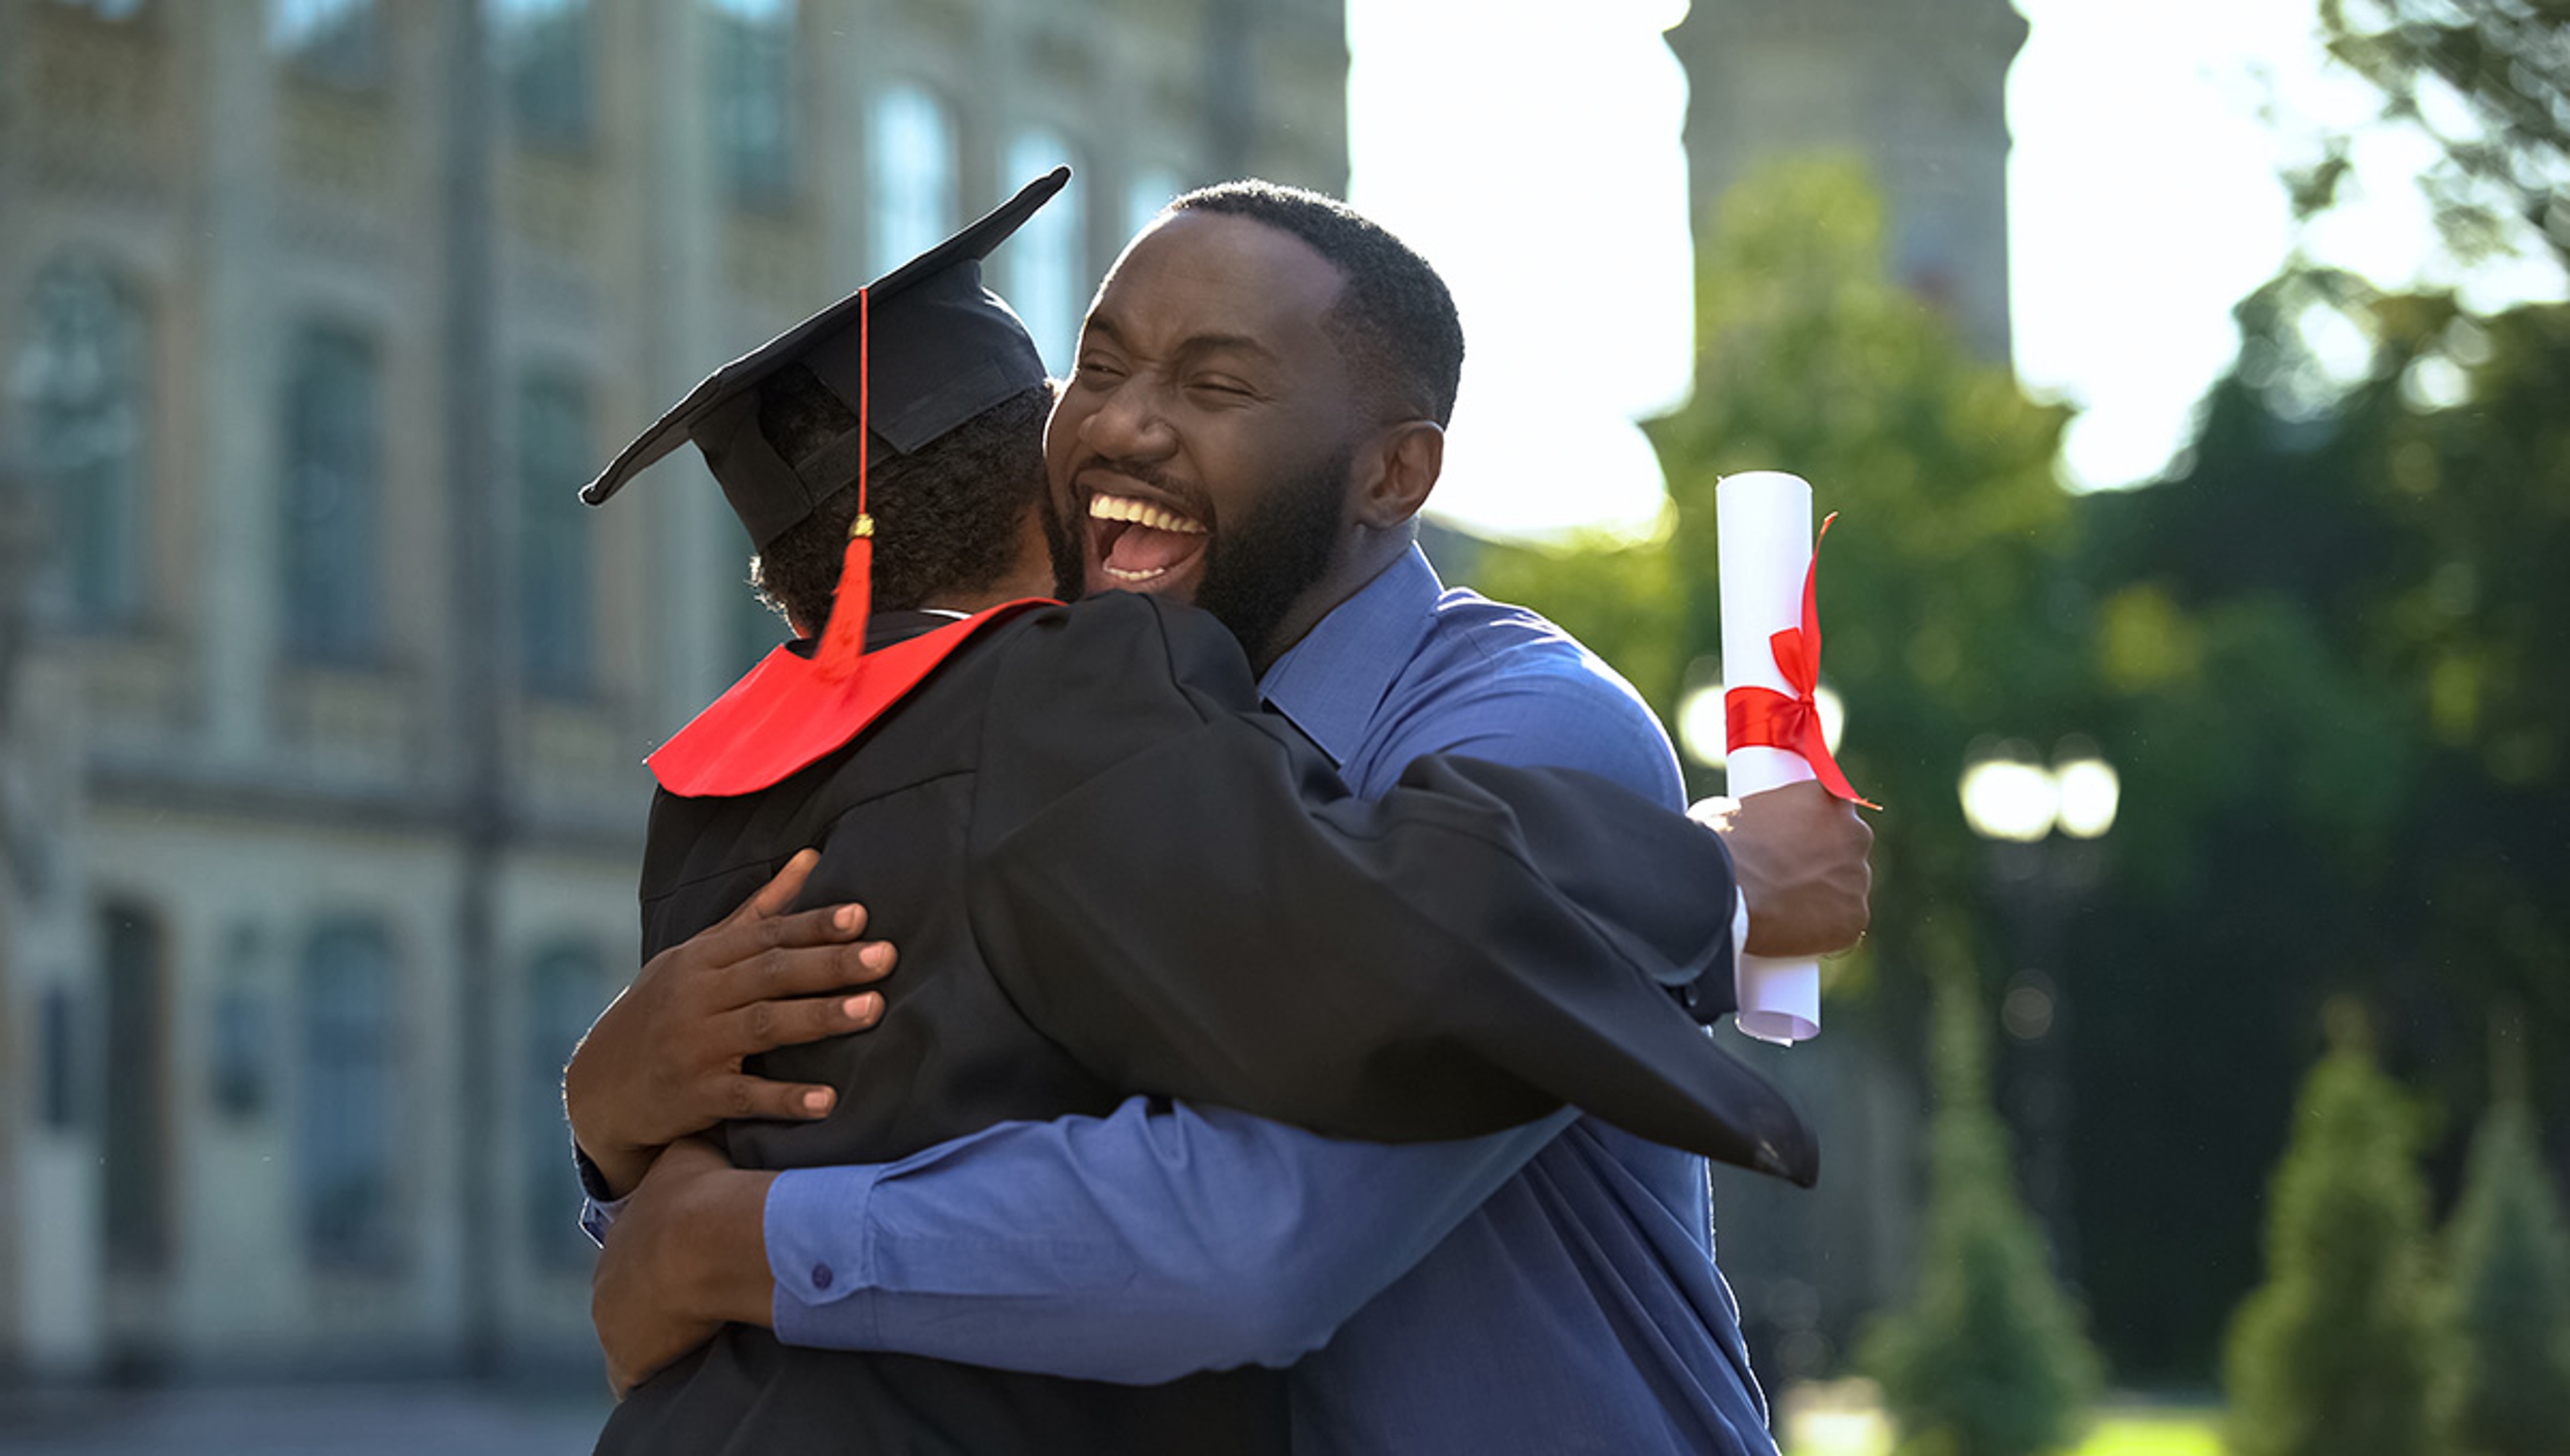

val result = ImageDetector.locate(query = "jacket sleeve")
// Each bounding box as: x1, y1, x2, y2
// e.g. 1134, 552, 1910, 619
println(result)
964, 595, 1812, 1186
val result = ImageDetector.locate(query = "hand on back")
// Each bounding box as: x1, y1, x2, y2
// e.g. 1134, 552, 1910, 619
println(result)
565, 850, 896, 1198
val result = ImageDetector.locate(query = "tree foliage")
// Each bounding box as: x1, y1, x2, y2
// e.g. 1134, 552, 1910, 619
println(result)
1468, 157, 2097, 1384
1643, 157, 2077, 1005
2065, 256, 2570, 1376
2222, 1024, 2441, 1456
2315, 0, 2570, 266
1453, 138, 2570, 1397
1862, 968, 2100, 1456
2435, 1097, 2570, 1454
1467, 155, 2078, 1008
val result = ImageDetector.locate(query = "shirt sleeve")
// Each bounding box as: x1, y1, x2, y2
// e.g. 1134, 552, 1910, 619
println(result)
575, 1144, 624, 1247
1378, 660, 1689, 810
766, 1098, 1573, 1381
1374, 657, 1751, 1018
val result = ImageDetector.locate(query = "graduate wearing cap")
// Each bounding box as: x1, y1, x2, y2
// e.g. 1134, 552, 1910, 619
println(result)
570, 171, 1818, 1453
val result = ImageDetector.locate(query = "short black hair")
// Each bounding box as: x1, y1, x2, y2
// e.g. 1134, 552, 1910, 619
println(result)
1167, 181, 1465, 426
748, 368, 1050, 630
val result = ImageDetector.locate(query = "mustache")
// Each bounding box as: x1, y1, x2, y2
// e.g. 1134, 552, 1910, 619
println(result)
1074, 456, 1213, 522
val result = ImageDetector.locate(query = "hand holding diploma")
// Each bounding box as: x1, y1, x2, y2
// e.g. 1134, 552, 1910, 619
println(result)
1704, 471, 1877, 1045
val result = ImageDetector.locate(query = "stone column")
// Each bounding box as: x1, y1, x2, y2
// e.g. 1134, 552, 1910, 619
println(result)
187, 0, 284, 763
638, 0, 739, 730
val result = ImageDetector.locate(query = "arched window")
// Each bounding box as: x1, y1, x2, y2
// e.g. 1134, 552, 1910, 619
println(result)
1000, 129, 1083, 373
707, 0, 797, 206
11, 256, 147, 625
523, 941, 610, 1269
280, 323, 383, 662
297, 919, 398, 1270
515, 369, 594, 693
867, 83, 956, 275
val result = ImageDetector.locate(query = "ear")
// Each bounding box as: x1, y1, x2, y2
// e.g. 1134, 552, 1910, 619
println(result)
1352, 420, 1444, 531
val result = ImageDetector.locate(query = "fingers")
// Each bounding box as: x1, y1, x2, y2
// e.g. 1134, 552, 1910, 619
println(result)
727, 937, 896, 1012
688, 896, 877, 994
718, 897, 873, 962
729, 990, 885, 1057
707, 847, 866, 946
717, 1069, 847, 1122
730, 848, 821, 925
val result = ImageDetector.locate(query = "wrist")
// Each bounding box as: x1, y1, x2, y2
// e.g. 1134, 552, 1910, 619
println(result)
580, 1139, 653, 1201
679, 1166, 781, 1329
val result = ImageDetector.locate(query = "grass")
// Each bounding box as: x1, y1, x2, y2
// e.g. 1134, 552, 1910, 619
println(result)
2071, 1411, 2222, 1456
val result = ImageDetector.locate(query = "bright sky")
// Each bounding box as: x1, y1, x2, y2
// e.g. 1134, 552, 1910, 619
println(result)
1345, 0, 2567, 541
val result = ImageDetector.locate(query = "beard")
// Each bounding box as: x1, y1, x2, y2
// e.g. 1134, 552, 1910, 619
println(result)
1191, 443, 1350, 668
1038, 489, 1087, 603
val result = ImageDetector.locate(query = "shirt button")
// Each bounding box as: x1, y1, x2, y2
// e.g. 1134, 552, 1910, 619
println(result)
810, 1263, 835, 1291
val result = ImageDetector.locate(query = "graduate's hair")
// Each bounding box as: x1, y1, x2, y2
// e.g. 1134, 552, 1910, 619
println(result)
749, 368, 1051, 630
1167, 181, 1465, 426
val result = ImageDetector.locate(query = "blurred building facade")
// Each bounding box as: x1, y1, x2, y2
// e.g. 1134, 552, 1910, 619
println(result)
3, 0, 2024, 1399
0, 0, 1346, 1381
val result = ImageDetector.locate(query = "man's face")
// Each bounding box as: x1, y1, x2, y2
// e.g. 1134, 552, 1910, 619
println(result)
1045, 210, 1369, 658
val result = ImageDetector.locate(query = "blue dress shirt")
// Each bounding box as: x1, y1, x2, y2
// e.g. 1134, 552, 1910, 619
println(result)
757, 547, 1779, 1453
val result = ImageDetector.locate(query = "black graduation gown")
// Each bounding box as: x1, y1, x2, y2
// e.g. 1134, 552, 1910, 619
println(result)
596, 591, 1813, 1456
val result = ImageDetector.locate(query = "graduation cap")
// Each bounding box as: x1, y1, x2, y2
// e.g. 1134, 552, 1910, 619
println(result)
582, 166, 1069, 679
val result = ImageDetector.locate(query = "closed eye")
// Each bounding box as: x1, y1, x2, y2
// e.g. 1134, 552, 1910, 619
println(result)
1072, 355, 1128, 387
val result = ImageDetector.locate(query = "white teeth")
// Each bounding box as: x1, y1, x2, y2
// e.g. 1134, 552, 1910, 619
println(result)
1103, 564, 1171, 582
1088, 494, 1206, 535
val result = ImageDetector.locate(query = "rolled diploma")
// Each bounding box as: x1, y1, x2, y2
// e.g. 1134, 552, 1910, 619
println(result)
1714, 470, 1822, 1046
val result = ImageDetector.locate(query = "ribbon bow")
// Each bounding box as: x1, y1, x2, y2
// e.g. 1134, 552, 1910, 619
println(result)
1725, 513, 1878, 810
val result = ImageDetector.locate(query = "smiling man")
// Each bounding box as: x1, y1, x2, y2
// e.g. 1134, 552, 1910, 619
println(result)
592, 181, 1873, 1455
1061, 194, 1433, 676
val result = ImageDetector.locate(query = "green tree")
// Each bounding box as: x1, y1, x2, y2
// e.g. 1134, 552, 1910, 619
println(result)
2312, 0, 2569, 267
2222, 1019, 2441, 1456
2026, 0, 2570, 1387
1861, 964, 2100, 1456
1646, 156, 2079, 1003
2065, 266, 2570, 1378
1464, 155, 2081, 1005
1470, 155, 2091, 1389
2436, 1095, 2570, 1455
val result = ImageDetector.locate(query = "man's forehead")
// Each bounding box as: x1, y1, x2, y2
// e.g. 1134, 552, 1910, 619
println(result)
1095, 210, 1348, 329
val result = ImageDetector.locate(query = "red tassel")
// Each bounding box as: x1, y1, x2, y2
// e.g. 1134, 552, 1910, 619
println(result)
815, 287, 873, 685
814, 516, 873, 683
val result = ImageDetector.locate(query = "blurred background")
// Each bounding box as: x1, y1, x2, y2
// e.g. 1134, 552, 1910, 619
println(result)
1, 1, 2564, 1452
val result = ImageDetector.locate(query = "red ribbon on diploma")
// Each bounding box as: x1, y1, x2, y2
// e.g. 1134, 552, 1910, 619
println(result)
1725, 513, 1879, 810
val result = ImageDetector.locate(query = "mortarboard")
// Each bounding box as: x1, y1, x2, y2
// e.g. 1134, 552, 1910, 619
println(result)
582, 166, 1069, 678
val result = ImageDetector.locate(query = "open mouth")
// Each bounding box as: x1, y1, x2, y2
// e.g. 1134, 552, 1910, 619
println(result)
1087, 492, 1209, 586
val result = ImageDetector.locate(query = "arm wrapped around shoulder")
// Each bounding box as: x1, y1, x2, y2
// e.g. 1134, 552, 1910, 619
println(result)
966, 686, 1817, 1187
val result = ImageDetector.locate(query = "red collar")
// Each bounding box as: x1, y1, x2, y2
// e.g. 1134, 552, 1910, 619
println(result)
647, 600, 1053, 797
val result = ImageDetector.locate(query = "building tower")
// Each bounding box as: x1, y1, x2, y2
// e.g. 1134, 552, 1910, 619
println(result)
1667, 0, 2028, 361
